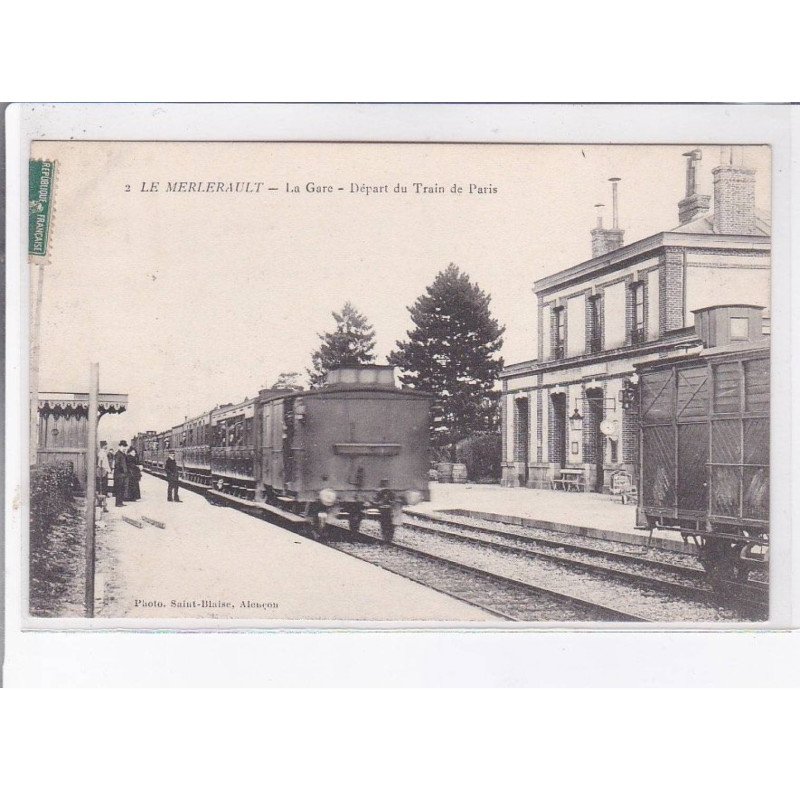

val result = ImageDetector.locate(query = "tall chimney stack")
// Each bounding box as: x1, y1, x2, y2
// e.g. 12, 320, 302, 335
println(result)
610, 177, 620, 228
678, 148, 711, 225
712, 148, 756, 235
590, 179, 625, 258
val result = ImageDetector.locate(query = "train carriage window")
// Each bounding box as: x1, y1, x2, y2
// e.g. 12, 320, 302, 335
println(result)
744, 358, 770, 413
710, 466, 741, 517
677, 423, 709, 511
743, 467, 769, 520
676, 366, 708, 419
710, 419, 742, 518
642, 425, 675, 508
711, 419, 741, 464
743, 418, 769, 465
713, 362, 741, 414
640, 371, 674, 422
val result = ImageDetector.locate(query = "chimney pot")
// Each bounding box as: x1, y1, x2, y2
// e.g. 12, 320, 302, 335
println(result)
590, 180, 624, 257
677, 149, 711, 225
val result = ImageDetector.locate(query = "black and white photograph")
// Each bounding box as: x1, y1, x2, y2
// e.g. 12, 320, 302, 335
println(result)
15, 131, 775, 627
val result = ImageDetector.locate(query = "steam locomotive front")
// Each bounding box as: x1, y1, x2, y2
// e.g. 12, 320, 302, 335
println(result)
297, 366, 431, 541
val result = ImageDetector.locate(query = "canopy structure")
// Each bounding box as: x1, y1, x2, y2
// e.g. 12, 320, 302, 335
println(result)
36, 391, 129, 487
38, 391, 128, 416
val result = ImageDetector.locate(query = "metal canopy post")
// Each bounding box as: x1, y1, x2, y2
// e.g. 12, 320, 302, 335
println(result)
85, 362, 99, 618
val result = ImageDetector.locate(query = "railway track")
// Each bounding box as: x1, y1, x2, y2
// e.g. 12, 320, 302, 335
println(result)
399, 510, 768, 621
332, 517, 759, 622
402, 510, 713, 603
328, 536, 652, 623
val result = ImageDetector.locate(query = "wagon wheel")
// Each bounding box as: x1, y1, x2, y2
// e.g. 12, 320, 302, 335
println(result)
700, 538, 741, 597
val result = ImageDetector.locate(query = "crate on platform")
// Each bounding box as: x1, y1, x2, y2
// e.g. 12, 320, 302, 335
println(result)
436, 462, 454, 483
451, 463, 468, 483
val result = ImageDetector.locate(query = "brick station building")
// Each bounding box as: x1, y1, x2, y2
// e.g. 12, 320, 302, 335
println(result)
500, 149, 771, 492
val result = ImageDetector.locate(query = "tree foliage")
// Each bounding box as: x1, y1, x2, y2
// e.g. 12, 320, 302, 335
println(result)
308, 302, 377, 388
270, 371, 305, 392
389, 264, 505, 458
456, 433, 502, 482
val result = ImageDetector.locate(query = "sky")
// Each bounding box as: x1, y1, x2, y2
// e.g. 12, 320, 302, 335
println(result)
30, 141, 771, 444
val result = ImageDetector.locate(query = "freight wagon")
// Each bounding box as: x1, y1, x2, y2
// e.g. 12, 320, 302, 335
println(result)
635, 305, 769, 598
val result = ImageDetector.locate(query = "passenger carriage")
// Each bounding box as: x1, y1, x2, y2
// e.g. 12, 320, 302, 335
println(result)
208, 397, 258, 502
180, 411, 213, 487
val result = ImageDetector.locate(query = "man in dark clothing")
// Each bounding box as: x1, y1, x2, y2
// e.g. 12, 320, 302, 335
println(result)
113, 439, 129, 507
374, 479, 395, 542
165, 450, 182, 502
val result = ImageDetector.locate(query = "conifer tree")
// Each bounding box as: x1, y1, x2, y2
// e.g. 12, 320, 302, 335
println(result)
389, 264, 505, 459
308, 302, 377, 388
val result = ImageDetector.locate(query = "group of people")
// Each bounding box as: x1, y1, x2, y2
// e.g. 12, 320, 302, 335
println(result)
97, 440, 142, 508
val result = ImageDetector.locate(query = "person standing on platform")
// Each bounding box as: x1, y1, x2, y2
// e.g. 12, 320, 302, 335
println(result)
113, 440, 129, 507
166, 450, 182, 502
126, 444, 142, 501
106, 446, 116, 497
97, 440, 109, 496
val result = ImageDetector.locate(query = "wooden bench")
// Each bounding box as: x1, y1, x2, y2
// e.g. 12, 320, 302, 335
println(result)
551, 468, 586, 491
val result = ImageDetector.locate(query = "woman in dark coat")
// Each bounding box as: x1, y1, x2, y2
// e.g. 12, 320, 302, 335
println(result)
126, 445, 142, 501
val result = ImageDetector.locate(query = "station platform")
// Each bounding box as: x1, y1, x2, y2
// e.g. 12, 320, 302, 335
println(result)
94, 473, 490, 622
419, 482, 696, 554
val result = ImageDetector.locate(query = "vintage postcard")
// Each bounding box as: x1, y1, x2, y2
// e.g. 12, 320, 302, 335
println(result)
7, 107, 791, 633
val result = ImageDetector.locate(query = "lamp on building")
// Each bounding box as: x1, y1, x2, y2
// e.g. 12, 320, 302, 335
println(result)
569, 403, 583, 431
620, 378, 639, 411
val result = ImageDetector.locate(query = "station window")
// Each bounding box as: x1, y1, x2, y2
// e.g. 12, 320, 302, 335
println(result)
630, 282, 645, 344
553, 307, 566, 359
588, 295, 601, 353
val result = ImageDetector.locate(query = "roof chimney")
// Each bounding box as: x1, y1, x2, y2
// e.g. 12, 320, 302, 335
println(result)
678, 148, 711, 225
590, 178, 624, 258
712, 147, 756, 235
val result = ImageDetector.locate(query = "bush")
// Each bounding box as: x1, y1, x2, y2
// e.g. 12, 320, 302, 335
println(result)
30, 462, 76, 541
455, 433, 501, 482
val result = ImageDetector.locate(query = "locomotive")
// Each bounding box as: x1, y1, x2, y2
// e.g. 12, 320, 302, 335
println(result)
133, 365, 431, 541
635, 305, 769, 601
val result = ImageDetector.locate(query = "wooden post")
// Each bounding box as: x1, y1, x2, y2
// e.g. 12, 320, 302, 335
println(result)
29, 263, 45, 465
85, 362, 99, 618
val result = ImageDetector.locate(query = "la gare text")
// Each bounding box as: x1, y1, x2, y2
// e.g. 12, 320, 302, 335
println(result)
135, 181, 498, 195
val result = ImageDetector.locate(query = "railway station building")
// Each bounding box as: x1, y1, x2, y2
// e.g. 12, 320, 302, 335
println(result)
500, 149, 771, 492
